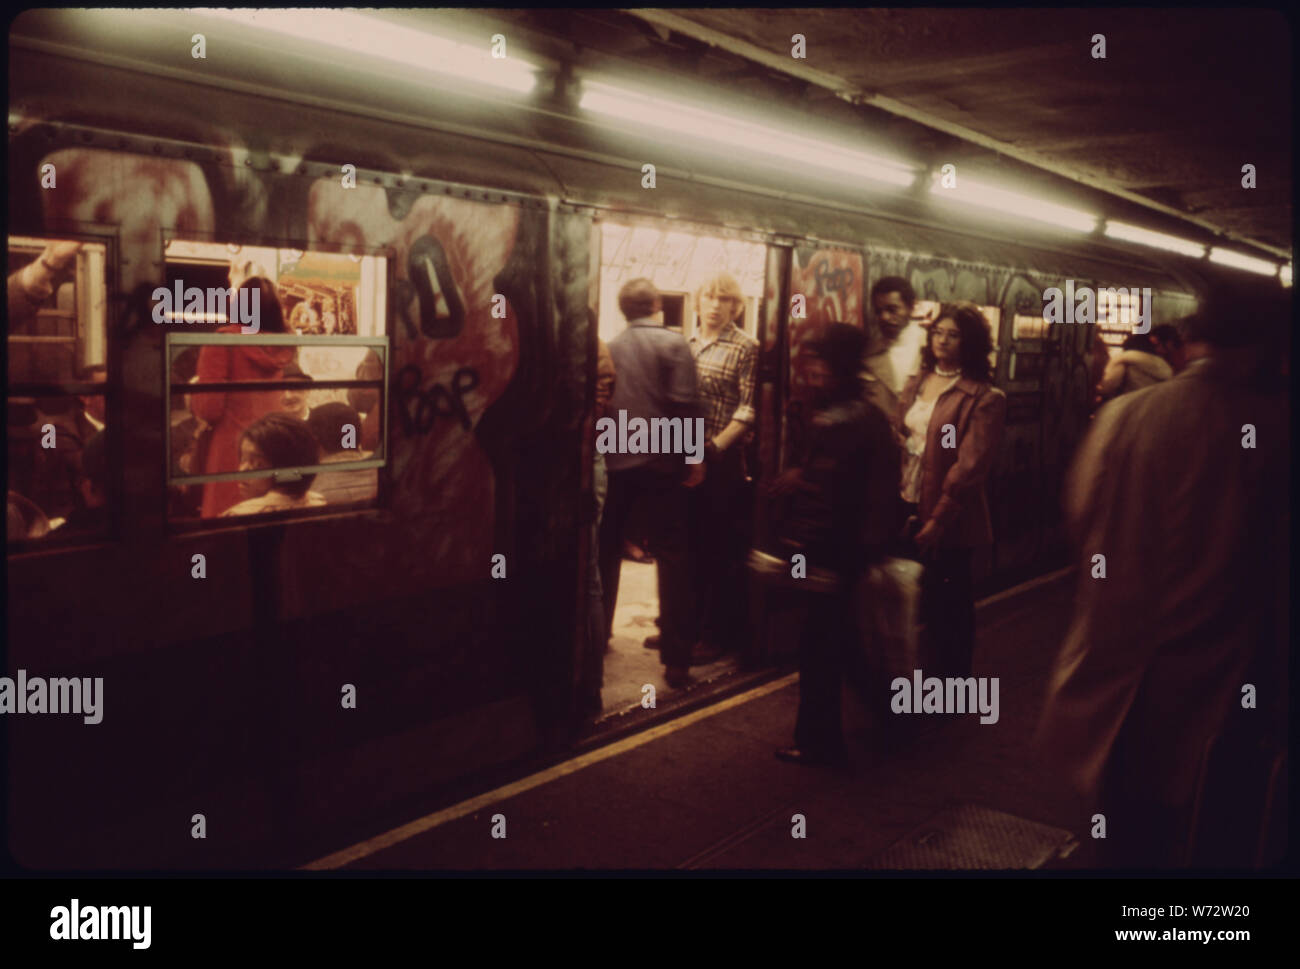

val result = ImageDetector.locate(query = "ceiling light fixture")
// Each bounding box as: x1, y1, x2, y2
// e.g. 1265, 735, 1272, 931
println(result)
930, 174, 1097, 233
195, 9, 537, 94
1104, 221, 1206, 258
1209, 247, 1280, 276
579, 79, 917, 187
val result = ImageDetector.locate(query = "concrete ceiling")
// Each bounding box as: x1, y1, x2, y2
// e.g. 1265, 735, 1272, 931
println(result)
456, 8, 1291, 260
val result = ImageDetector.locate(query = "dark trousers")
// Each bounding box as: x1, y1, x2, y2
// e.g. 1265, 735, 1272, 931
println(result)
793, 584, 856, 757
919, 547, 975, 678
599, 464, 693, 668
688, 447, 749, 652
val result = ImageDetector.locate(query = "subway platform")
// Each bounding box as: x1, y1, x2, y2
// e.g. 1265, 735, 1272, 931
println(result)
306, 570, 1090, 871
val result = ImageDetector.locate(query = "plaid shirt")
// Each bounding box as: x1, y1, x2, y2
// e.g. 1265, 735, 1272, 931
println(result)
688, 323, 758, 442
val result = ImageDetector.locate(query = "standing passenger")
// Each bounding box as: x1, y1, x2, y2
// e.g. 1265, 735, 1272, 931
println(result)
1035, 283, 1289, 866
864, 276, 918, 423
1150, 323, 1188, 375
770, 324, 899, 765
686, 272, 759, 660
192, 278, 295, 518
1097, 332, 1173, 399
597, 279, 704, 689
896, 302, 1006, 679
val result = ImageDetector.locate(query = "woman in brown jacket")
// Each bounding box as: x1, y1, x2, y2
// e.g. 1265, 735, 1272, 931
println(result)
896, 301, 1006, 678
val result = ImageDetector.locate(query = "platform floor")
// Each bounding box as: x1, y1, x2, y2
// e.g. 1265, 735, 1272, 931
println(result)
309, 572, 1090, 870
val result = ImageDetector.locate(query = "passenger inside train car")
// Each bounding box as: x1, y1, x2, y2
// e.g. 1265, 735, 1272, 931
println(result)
593, 222, 768, 713
6, 236, 110, 546
159, 241, 388, 524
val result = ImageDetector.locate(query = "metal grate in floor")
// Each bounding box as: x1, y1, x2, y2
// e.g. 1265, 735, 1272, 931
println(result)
864, 802, 1078, 870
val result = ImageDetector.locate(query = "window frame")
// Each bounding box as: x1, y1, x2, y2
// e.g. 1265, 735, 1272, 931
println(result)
164, 331, 390, 527
7, 228, 118, 555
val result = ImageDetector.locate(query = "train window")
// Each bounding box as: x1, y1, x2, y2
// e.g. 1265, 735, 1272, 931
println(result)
7, 235, 111, 548
660, 292, 686, 333
160, 242, 387, 524
596, 220, 766, 342
1013, 313, 1049, 341
1096, 289, 1143, 348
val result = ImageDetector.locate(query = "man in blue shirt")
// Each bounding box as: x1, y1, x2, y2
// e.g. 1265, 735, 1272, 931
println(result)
597, 278, 705, 688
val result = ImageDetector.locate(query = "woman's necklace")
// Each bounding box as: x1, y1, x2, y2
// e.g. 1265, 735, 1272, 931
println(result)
934, 365, 960, 377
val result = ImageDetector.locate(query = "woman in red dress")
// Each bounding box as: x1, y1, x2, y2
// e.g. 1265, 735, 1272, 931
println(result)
192, 278, 296, 518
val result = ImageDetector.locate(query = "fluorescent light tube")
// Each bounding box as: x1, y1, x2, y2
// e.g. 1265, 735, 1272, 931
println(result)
196, 9, 537, 94
1209, 247, 1279, 276
930, 175, 1097, 233
1104, 221, 1206, 258
579, 80, 916, 187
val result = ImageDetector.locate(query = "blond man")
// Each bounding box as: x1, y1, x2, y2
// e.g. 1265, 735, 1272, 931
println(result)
684, 272, 759, 660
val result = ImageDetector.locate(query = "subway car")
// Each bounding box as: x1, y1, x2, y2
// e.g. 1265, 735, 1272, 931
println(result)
6, 10, 1275, 869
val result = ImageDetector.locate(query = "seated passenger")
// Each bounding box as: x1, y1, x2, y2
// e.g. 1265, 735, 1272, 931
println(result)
221, 413, 325, 517
347, 350, 384, 452
306, 402, 378, 505
60, 429, 108, 534
7, 490, 51, 541
279, 366, 313, 421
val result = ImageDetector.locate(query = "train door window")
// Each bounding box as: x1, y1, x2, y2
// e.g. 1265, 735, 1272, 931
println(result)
1097, 288, 1142, 352
659, 292, 686, 333
7, 235, 111, 549
161, 241, 388, 526
592, 217, 766, 718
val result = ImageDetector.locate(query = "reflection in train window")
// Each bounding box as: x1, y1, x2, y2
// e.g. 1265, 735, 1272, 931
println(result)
7, 236, 110, 548
1013, 314, 1049, 341
161, 242, 388, 524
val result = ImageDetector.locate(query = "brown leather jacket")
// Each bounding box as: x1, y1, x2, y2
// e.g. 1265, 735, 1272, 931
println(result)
896, 371, 1007, 548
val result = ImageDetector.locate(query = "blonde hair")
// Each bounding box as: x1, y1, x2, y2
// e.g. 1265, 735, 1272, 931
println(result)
695, 272, 745, 321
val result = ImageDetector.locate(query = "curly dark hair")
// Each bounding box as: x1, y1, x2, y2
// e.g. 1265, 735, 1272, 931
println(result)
239, 412, 319, 497
921, 300, 995, 382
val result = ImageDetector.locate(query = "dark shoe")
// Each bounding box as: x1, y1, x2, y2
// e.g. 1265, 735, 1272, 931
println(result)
774, 746, 848, 768
643, 634, 661, 650
690, 641, 725, 665
664, 665, 692, 689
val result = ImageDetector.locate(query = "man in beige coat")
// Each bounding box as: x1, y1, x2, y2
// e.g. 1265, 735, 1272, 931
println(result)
1035, 284, 1289, 867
